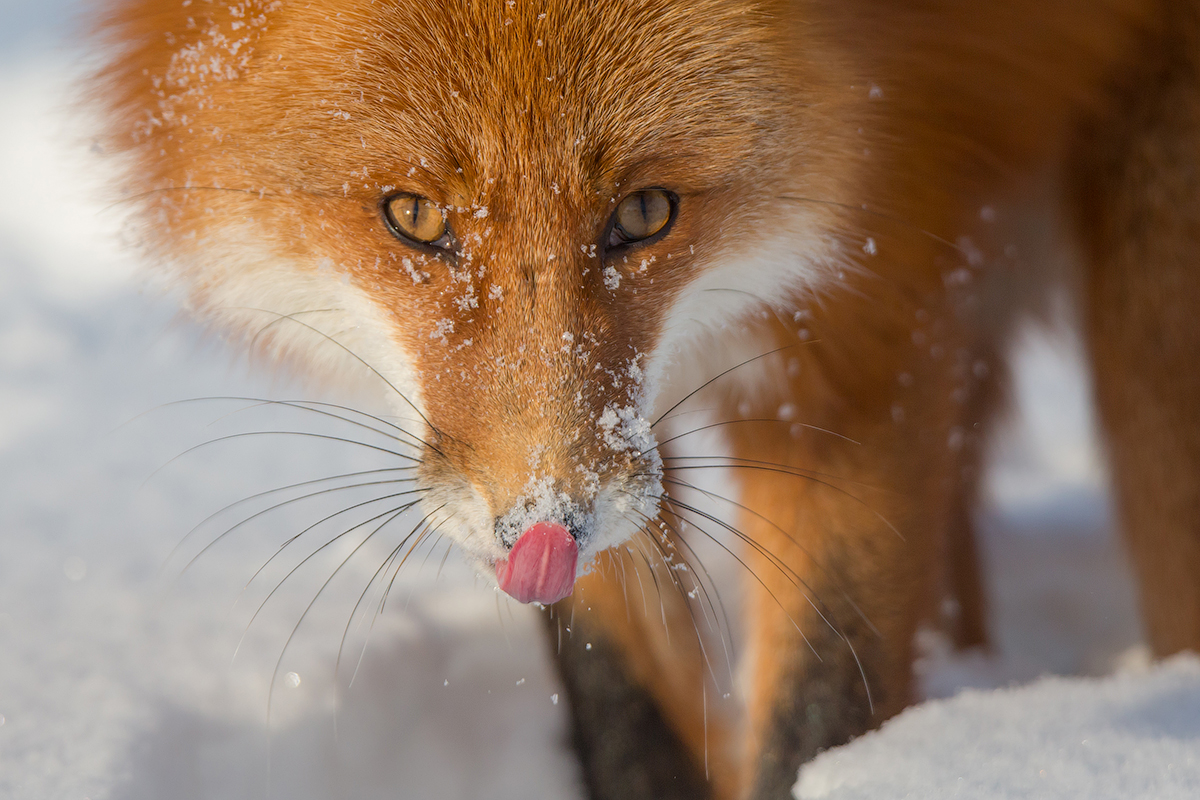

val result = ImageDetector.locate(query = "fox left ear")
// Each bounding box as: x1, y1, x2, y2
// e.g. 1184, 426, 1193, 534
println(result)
607, 189, 676, 248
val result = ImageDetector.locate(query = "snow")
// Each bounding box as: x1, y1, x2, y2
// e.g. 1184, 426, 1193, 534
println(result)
0, 5, 1196, 799
797, 655, 1200, 800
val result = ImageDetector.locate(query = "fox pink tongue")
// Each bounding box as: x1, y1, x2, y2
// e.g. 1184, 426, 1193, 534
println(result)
496, 522, 578, 605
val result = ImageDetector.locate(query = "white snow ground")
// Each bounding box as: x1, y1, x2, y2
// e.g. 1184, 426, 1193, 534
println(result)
1, 6, 1197, 799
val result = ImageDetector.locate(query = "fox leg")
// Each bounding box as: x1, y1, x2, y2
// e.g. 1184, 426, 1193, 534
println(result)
713, 311, 968, 799
942, 464, 990, 650
940, 343, 1003, 651
1072, 13, 1200, 656
548, 540, 737, 800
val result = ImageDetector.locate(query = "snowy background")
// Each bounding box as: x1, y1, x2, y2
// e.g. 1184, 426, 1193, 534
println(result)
1, 3, 1197, 799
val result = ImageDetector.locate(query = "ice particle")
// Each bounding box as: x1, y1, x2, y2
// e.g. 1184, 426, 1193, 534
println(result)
63, 557, 87, 582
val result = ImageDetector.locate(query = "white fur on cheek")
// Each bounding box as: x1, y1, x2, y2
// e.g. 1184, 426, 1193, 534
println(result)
172, 226, 427, 429
420, 479, 503, 566
642, 220, 845, 417
586, 467, 664, 563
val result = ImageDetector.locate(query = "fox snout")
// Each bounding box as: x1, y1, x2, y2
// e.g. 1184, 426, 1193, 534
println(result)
416, 357, 665, 602
419, 459, 664, 605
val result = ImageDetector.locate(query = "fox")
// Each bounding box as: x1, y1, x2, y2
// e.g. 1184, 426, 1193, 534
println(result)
90, 0, 1200, 798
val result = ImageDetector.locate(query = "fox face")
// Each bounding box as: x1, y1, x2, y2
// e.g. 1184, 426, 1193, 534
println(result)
101, 0, 860, 601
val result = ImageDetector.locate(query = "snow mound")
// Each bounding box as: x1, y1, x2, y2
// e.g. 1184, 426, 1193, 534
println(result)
796, 654, 1200, 800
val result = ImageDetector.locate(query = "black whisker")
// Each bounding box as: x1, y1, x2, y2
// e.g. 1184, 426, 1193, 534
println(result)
248, 309, 340, 357
660, 494, 877, 712
405, 532, 453, 608
661, 475, 879, 638
658, 495, 821, 660
350, 520, 446, 690
656, 455, 886, 493
148, 429, 422, 492
662, 458, 903, 540
335, 506, 445, 687
612, 548, 633, 622
629, 537, 671, 642
163, 466, 415, 572
631, 519, 726, 688
434, 538, 456, 582
236, 496, 424, 662
180, 478, 421, 579
651, 417, 860, 454
661, 493, 831, 621
614, 495, 732, 659
198, 395, 427, 453
226, 308, 446, 452
266, 501, 421, 720
237, 487, 428, 602
650, 344, 804, 429
623, 544, 652, 618
361, 518, 449, 685
379, 522, 440, 613
642, 510, 736, 679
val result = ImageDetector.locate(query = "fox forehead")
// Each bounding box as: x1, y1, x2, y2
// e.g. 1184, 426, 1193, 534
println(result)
215, 0, 793, 196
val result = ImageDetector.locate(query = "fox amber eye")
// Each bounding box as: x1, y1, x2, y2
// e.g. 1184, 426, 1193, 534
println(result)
384, 193, 448, 245
609, 189, 675, 247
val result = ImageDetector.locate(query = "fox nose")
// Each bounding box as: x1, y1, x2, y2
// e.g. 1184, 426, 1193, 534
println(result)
495, 522, 579, 605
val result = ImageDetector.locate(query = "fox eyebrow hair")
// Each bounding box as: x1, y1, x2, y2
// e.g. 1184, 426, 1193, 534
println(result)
588, 149, 715, 195
103, 185, 332, 214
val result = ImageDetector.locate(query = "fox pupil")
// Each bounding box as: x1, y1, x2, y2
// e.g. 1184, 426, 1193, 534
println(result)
385, 192, 447, 246
612, 189, 673, 246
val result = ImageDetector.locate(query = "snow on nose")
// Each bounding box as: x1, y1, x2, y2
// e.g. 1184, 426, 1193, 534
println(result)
495, 522, 578, 605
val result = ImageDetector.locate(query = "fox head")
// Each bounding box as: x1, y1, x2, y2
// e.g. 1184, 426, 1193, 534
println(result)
98, 0, 864, 601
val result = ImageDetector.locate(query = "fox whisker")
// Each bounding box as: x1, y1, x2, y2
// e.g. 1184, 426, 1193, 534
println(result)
658, 495, 821, 661
650, 344, 804, 430
150, 429, 422, 498
663, 458, 903, 539
238, 487, 428, 603
228, 308, 447, 453
651, 416, 860, 453
266, 500, 421, 719
239, 497, 425, 659
336, 506, 446, 688
180, 477, 423, 579
630, 513, 730, 690
163, 465, 416, 573
662, 475, 879, 638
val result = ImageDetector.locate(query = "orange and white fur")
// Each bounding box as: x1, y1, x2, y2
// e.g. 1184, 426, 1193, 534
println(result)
92, 1, 1200, 798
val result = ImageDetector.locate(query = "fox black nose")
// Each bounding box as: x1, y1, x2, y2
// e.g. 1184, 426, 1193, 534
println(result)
493, 500, 589, 549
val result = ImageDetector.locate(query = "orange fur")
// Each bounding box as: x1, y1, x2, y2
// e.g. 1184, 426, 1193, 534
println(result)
91, 1, 1200, 798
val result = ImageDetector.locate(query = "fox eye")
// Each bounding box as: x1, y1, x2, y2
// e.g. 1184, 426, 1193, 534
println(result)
383, 192, 450, 247
608, 189, 676, 248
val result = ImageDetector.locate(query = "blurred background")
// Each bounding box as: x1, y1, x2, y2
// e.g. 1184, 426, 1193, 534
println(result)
0, 2, 1143, 798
